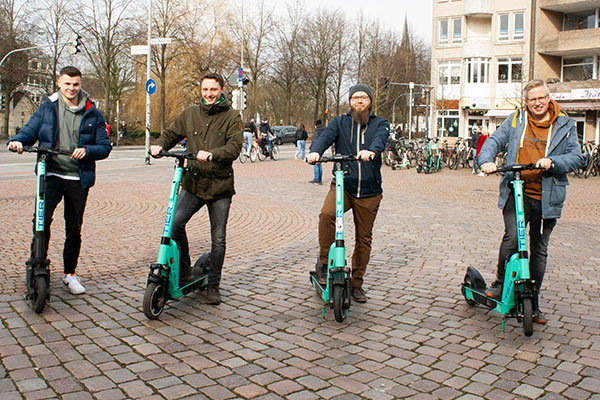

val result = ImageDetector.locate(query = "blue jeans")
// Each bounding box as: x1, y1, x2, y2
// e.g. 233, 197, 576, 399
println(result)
243, 132, 252, 153
295, 140, 306, 160
266, 136, 272, 154
496, 192, 556, 301
313, 164, 322, 183
172, 190, 232, 286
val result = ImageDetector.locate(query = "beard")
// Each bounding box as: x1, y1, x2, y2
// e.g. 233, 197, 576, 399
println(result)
351, 106, 370, 125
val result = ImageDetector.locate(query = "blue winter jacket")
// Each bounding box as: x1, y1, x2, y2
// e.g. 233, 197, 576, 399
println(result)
478, 107, 583, 219
311, 111, 390, 198
7, 93, 111, 189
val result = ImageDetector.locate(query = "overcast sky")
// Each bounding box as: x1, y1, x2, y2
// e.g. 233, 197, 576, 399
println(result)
267, 0, 432, 44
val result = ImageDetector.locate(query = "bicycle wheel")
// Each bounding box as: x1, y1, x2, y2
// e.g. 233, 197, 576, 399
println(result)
271, 144, 280, 160
448, 152, 458, 170
250, 146, 258, 163
383, 149, 394, 166
257, 147, 267, 161
238, 150, 247, 164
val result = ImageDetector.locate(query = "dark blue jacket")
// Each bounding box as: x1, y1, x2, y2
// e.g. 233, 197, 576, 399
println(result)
8, 93, 111, 189
311, 112, 390, 198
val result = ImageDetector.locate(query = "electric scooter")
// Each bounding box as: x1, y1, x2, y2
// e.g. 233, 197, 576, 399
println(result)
10, 145, 72, 313
461, 163, 544, 337
309, 154, 357, 323
143, 150, 210, 319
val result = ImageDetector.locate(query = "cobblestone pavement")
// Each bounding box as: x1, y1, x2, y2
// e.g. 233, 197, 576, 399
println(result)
0, 145, 599, 400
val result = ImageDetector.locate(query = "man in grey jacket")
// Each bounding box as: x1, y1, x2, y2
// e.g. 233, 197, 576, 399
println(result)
478, 79, 582, 324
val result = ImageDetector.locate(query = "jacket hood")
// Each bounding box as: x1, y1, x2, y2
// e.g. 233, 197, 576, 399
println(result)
200, 94, 230, 115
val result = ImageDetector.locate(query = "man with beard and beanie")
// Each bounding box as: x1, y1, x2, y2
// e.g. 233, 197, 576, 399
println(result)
150, 72, 243, 305
306, 83, 390, 303
478, 79, 582, 324
7, 66, 112, 295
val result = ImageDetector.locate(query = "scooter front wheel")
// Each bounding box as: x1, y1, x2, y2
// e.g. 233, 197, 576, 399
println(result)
522, 298, 533, 337
332, 285, 346, 323
30, 276, 48, 314
143, 282, 167, 320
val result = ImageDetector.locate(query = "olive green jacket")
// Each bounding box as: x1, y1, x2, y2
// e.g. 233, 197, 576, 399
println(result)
157, 100, 243, 199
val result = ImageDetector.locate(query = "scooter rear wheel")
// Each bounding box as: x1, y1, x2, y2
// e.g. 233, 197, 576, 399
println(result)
143, 282, 166, 320
462, 274, 479, 307
30, 276, 48, 314
522, 298, 533, 337
332, 285, 346, 323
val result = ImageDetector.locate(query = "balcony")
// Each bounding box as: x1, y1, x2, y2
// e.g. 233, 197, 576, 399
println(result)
537, 29, 600, 57
464, 0, 493, 16
463, 36, 493, 58
540, 0, 600, 13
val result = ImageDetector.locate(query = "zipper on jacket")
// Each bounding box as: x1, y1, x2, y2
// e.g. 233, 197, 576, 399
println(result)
356, 123, 362, 198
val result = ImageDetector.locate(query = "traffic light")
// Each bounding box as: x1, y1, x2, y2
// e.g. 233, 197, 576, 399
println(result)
70, 33, 82, 55
231, 89, 241, 110
241, 90, 247, 110
0, 94, 5, 111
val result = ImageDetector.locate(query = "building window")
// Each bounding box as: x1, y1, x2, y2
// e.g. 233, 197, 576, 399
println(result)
466, 58, 490, 83
452, 18, 462, 43
437, 110, 459, 137
438, 18, 462, 44
499, 14, 509, 41
439, 20, 449, 44
564, 9, 598, 31
439, 60, 461, 85
563, 57, 597, 81
514, 13, 524, 40
498, 58, 522, 83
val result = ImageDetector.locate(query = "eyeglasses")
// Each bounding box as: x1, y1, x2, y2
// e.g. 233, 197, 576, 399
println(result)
527, 95, 549, 104
351, 95, 370, 101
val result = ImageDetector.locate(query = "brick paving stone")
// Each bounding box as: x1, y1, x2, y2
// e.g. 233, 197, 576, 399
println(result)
233, 383, 268, 399
119, 380, 155, 398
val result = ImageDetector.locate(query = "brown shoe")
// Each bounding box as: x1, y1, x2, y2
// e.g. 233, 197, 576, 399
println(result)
206, 285, 221, 305
351, 287, 367, 303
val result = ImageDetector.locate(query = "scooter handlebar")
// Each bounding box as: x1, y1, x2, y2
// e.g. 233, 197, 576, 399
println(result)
496, 163, 543, 173
9, 145, 73, 156
151, 150, 198, 160
318, 154, 373, 163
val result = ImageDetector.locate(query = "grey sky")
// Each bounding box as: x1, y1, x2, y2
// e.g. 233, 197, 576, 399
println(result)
269, 0, 432, 44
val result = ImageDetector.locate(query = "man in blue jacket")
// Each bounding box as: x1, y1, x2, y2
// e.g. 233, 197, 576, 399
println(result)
479, 79, 582, 324
307, 84, 389, 303
7, 66, 111, 295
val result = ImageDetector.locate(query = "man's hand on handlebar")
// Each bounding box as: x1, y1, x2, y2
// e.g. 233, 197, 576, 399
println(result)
306, 152, 320, 164
196, 150, 212, 162
536, 157, 553, 171
481, 162, 497, 174
357, 150, 375, 162
150, 145, 163, 157
7, 141, 23, 153
71, 148, 87, 160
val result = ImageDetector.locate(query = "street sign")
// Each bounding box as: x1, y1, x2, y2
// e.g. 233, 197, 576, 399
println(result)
131, 45, 149, 55
150, 37, 173, 45
146, 79, 157, 95
237, 67, 243, 86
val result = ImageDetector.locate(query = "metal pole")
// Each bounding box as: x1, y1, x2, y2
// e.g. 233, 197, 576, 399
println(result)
144, 0, 152, 164
408, 82, 414, 141
239, 2, 244, 121
116, 99, 120, 147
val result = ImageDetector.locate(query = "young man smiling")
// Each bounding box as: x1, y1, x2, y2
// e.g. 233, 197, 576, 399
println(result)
150, 73, 243, 305
7, 66, 112, 295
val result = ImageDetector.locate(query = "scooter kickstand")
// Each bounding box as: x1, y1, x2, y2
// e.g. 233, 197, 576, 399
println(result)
322, 305, 326, 319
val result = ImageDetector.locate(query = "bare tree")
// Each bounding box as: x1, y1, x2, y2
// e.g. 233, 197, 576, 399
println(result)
0, 0, 31, 138
329, 15, 352, 117
35, 0, 69, 92
73, 0, 137, 123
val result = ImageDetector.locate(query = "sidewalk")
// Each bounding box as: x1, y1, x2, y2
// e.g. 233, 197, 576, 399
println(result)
0, 159, 598, 399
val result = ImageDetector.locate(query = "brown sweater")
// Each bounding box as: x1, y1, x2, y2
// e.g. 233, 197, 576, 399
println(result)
517, 100, 561, 200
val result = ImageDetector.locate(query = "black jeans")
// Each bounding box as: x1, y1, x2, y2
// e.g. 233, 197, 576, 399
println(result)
171, 190, 231, 287
496, 192, 557, 297
41, 176, 89, 274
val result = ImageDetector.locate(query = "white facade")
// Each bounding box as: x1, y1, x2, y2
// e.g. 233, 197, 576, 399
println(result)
431, 0, 531, 138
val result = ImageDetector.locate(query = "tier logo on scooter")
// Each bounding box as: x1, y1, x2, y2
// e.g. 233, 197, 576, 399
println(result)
163, 206, 173, 235
36, 201, 44, 231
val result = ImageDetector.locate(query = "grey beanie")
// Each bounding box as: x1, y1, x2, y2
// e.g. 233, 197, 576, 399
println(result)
349, 84, 373, 102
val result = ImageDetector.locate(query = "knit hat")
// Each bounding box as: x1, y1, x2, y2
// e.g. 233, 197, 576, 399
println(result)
349, 84, 373, 102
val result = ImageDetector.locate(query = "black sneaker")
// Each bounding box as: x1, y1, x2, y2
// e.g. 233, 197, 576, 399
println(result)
206, 285, 221, 305
486, 281, 503, 300
318, 271, 327, 286
351, 287, 367, 303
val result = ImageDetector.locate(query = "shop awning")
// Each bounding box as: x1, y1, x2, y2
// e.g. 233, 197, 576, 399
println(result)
484, 109, 515, 117
557, 101, 600, 111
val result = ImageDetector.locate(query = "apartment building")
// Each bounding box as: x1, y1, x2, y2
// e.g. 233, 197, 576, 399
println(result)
533, 0, 600, 143
432, 0, 531, 138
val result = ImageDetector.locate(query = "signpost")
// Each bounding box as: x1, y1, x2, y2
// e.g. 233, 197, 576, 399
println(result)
146, 79, 157, 95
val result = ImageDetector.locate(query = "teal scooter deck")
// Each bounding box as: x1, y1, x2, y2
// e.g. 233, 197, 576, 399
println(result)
461, 163, 543, 337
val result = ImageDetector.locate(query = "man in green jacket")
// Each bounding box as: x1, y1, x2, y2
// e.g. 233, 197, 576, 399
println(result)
150, 73, 243, 305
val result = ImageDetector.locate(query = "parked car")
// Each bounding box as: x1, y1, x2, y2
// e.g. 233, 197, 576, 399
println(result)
271, 125, 297, 145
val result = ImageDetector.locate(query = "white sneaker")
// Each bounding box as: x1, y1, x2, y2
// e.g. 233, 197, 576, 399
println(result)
63, 273, 86, 295
477, 172, 485, 177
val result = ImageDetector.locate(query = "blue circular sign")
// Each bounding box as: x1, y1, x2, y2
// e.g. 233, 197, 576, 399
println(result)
146, 79, 157, 95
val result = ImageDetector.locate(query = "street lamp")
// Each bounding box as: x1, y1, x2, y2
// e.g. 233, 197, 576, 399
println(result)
392, 93, 410, 129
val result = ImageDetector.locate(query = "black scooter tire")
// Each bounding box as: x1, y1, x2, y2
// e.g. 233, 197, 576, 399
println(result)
143, 282, 166, 320
522, 298, 533, 337
462, 274, 478, 307
333, 285, 345, 323
31, 276, 48, 314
